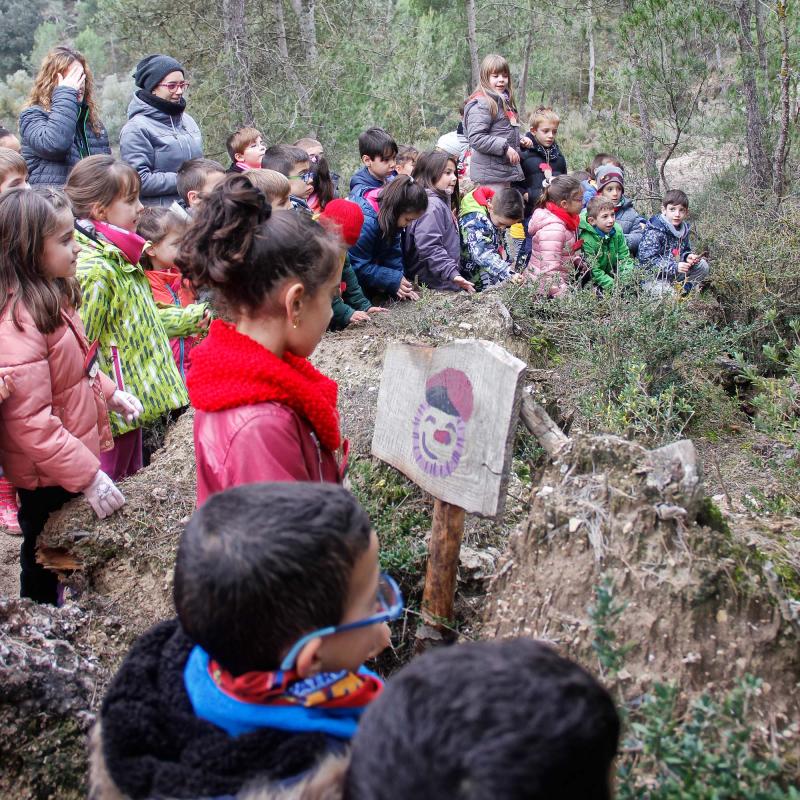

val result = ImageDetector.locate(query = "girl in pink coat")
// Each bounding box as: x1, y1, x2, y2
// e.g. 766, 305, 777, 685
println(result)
526, 175, 584, 297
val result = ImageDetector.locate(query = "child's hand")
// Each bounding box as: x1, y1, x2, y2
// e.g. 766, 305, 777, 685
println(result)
349, 310, 372, 325
367, 306, 388, 314
0, 369, 15, 403
198, 308, 212, 330
519, 136, 533, 149
397, 277, 420, 302
108, 390, 144, 423
677, 262, 691, 274
686, 253, 700, 266
506, 147, 521, 165
453, 275, 476, 294
83, 470, 125, 519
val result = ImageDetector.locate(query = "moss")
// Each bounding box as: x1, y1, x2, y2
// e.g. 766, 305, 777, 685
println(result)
696, 497, 731, 535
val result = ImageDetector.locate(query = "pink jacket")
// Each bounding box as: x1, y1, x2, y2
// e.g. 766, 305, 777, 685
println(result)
526, 207, 580, 297
0, 302, 116, 492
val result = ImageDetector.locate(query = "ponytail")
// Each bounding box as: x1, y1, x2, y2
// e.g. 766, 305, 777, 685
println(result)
177, 173, 340, 315
536, 174, 581, 209
377, 175, 428, 238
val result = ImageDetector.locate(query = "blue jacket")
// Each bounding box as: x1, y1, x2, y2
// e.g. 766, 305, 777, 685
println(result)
19, 86, 110, 187
638, 214, 693, 281
348, 166, 383, 198
348, 189, 405, 295
119, 92, 203, 207
614, 197, 647, 255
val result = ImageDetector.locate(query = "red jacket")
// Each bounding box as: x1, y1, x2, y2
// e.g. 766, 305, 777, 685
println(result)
187, 320, 343, 506
0, 301, 116, 492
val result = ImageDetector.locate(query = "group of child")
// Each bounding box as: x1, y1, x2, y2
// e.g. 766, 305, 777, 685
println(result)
0, 47, 714, 798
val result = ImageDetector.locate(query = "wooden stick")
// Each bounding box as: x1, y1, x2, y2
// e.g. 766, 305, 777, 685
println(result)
519, 395, 569, 457
416, 498, 466, 650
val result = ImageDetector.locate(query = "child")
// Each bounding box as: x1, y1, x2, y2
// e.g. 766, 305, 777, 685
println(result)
463, 54, 530, 189
460, 185, 524, 289
295, 136, 341, 198
349, 127, 398, 198
582, 153, 622, 207
175, 157, 225, 212
90, 482, 401, 799
178, 174, 346, 503
320, 198, 387, 329
309, 156, 337, 213
225, 126, 266, 172
579, 196, 636, 292
527, 174, 584, 296
348, 175, 428, 302
65, 155, 200, 481
345, 638, 620, 800
406, 150, 474, 293
0, 125, 21, 152
262, 144, 314, 214
516, 106, 568, 217
0, 188, 136, 603
594, 164, 646, 255
244, 168, 292, 210
394, 145, 419, 177
0, 147, 29, 193
136, 207, 210, 380
639, 188, 710, 295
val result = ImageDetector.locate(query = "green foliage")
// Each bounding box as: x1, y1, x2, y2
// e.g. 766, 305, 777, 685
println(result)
0, 0, 47, 75
0, 70, 33, 128
98, 72, 135, 143
588, 576, 634, 677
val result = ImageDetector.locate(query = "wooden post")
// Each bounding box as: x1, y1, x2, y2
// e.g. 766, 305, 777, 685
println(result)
416, 499, 466, 650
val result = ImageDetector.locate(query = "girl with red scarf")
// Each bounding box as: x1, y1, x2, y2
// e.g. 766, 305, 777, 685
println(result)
178, 174, 347, 505
526, 174, 584, 297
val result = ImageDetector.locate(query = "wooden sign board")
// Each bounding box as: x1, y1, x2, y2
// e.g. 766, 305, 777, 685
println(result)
371, 339, 526, 518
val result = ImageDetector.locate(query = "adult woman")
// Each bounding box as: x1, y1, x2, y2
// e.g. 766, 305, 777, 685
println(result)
119, 55, 203, 207
18, 47, 111, 186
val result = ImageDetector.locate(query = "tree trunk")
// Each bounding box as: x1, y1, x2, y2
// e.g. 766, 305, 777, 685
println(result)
518, 24, 534, 117
772, 0, 791, 198
464, 0, 479, 89
755, 0, 768, 79
289, 0, 318, 65
222, 0, 255, 127
735, 0, 771, 192
273, 0, 312, 127
587, 0, 596, 112
632, 75, 661, 211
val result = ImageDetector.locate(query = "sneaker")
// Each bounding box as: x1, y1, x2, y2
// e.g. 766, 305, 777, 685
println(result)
0, 503, 21, 534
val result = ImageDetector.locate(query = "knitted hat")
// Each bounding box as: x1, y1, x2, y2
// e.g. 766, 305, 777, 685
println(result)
436, 132, 464, 159
133, 54, 185, 92
595, 164, 624, 192
425, 369, 474, 422
319, 199, 364, 247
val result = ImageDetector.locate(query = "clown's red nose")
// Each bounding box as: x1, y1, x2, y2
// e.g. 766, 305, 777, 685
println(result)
434, 429, 451, 445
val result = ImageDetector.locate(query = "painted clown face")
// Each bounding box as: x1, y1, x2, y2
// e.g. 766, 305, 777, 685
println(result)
411, 368, 474, 478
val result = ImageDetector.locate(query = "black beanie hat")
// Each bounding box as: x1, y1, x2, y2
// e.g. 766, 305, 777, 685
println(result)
133, 54, 185, 92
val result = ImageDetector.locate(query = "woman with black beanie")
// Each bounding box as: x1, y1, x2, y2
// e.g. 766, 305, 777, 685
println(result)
119, 54, 203, 207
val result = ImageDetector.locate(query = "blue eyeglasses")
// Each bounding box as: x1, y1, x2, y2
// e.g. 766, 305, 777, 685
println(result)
280, 573, 404, 671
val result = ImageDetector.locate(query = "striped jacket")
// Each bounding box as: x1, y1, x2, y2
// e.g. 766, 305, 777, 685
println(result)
75, 227, 204, 436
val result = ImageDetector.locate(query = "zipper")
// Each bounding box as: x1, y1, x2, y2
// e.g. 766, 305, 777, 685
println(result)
165, 283, 186, 379
309, 431, 324, 482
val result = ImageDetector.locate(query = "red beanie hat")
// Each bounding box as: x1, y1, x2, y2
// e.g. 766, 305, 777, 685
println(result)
320, 199, 365, 247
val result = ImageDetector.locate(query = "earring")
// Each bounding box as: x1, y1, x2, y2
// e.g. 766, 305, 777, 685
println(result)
292, 318, 300, 329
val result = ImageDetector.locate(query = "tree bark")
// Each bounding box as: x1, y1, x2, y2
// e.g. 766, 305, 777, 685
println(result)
273, 0, 312, 126
755, 0, 768, 79
587, 0, 596, 112
222, 0, 255, 127
289, 0, 318, 65
632, 73, 662, 211
464, 0, 479, 89
518, 24, 534, 117
772, 0, 791, 199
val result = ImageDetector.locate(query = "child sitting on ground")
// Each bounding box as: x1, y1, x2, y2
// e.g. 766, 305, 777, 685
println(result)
639, 188, 709, 295
348, 175, 428, 302
579, 195, 636, 292
526, 174, 584, 297
244, 168, 292, 209
345, 638, 620, 799
136, 208, 210, 381
459, 185, 524, 289
225, 126, 266, 173
406, 150, 474, 293
593, 164, 646, 255
516, 106, 568, 216
349, 127, 398, 198
174, 157, 225, 215
393, 145, 419, 177
320, 198, 387, 329
90, 482, 401, 799
0, 147, 29, 193
582, 153, 623, 207
262, 144, 314, 214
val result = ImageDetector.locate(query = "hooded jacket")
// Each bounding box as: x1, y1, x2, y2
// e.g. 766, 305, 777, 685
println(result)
0, 302, 115, 492
19, 86, 111, 187
526, 206, 580, 296
578, 215, 636, 291
458, 187, 514, 289
614, 197, 647, 255
463, 92, 524, 185
119, 92, 203, 206
404, 189, 463, 291
638, 213, 693, 282
515, 140, 567, 216
348, 166, 383, 199
330, 255, 372, 331
187, 320, 342, 506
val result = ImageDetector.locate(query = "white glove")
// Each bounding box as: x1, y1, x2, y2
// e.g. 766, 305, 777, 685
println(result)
83, 470, 126, 519
108, 390, 143, 423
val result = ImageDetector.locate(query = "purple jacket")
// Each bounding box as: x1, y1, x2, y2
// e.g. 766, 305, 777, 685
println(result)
404, 190, 462, 290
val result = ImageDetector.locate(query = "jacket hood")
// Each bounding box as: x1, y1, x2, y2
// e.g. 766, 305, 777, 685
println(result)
458, 188, 491, 219
579, 215, 621, 242
647, 213, 691, 237
616, 195, 635, 211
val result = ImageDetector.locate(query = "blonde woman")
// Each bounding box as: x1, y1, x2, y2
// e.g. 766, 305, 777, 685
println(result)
19, 46, 110, 187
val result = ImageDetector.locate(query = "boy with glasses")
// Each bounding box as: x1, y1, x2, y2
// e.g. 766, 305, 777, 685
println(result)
90, 482, 401, 799
262, 144, 315, 215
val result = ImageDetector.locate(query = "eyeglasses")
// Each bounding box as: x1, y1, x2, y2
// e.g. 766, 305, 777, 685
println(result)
288, 170, 315, 183
158, 81, 190, 92
279, 573, 404, 671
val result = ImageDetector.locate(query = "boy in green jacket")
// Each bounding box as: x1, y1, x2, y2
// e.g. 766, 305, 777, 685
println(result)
579, 196, 635, 292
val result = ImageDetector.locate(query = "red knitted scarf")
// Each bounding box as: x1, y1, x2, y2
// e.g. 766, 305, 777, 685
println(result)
545, 202, 580, 232
187, 320, 341, 452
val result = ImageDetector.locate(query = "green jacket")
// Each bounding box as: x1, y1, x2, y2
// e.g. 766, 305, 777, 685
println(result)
579, 215, 636, 291
75, 229, 204, 436
330, 254, 372, 330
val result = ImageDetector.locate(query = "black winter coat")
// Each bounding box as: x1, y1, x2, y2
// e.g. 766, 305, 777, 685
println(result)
514, 141, 567, 217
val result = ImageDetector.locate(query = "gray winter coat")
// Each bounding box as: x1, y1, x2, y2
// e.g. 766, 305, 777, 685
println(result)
615, 197, 647, 255
119, 93, 203, 207
464, 93, 523, 185
19, 86, 110, 187
405, 189, 463, 290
